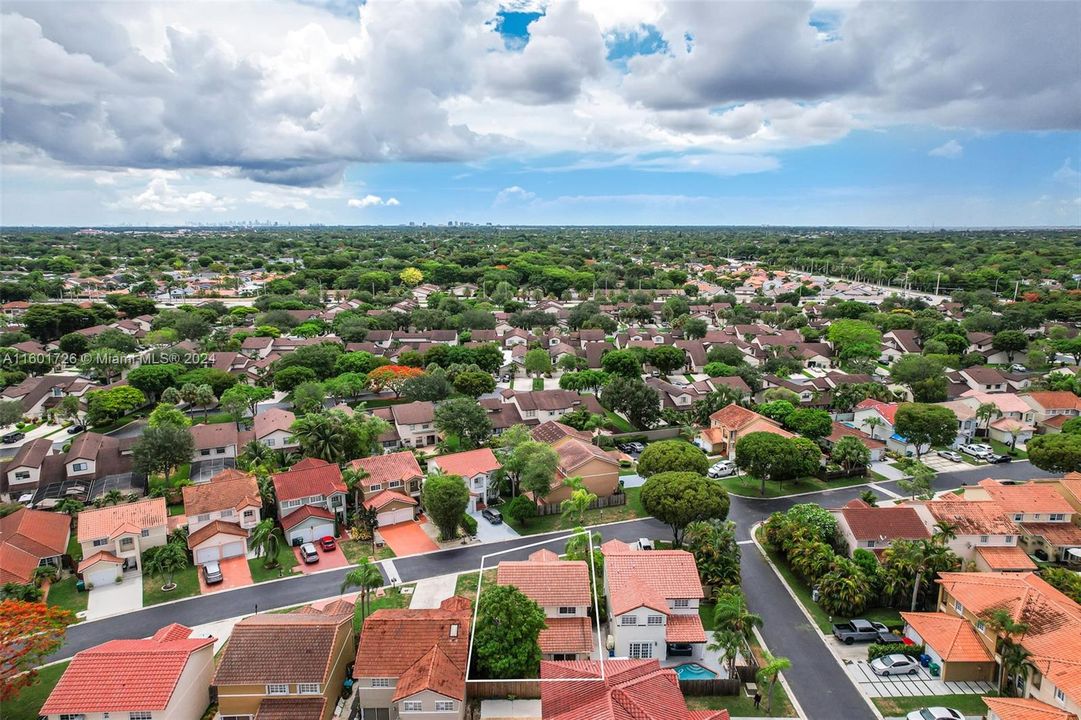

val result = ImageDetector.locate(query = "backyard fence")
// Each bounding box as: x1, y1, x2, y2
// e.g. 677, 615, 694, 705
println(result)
678, 677, 744, 696
535, 492, 626, 516
466, 680, 542, 700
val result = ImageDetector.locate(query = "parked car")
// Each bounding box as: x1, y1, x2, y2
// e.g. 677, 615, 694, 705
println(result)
636, 538, 654, 551
667, 643, 693, 657
482, 508, 503, 524
1010, 364, 1028, 374
202, 561, 223, 585
629, 442, 645, 453
960, 443, 993, 460
906, 708, 963, 720
990, 454, 1013, 464
318, 535, 336, 551
708, 460, 735, 478
299, 542, 320, 564
617, 443, 635, 453
936, 450, 963, 463
870, 654, 919, 676
832, 619, 893, 645
1, 431, 25, 444
66, 424, 86, 435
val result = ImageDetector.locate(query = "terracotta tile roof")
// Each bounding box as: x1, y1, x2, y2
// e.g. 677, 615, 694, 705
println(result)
273, 458, 346, 501
182, 472, 260, 516
348, 450, 423, 488
253, 407, 295, 438
213, 613, 349, 685
1021, 522, 1081, 546
431, 447, 502, 478
281, 503, 336, 530
977, 545, 1038, 570
600, 539, 632, 555
497, 556, 591, 607
665, 614, 707, 643
0, 508, 70, 583
77, 498, 168, 543
605, 549, 703, 616
41, 624, 214, 714
839, 506, 930, 542
900, 612, 993, 662
186, 519, 249, 549
979, 480, 1075, 515
363, 489, 417, 510
539, 617, 595, 654
982, 697, 1079, 720
555, 438, 619, 475
1024, 391, 1081, 411
540, 659, 728, 720
254, 698, 327, 720
925, 499, 1021, 536
77, 550, 124, 573
855, 398, 899, 424
531, 420, 592, 445
827, 421, 886, 448
393, 645, 466, 701
708, 403, 758, 429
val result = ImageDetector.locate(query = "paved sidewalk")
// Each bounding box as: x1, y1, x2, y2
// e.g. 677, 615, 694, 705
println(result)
870, 461, 907, 481
409, 573, 459, 608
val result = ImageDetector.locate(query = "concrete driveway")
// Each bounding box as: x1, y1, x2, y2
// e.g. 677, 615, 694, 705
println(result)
199, 556, 253, 594
470, 510, 521, 542
922, 454, 978, 473
86, 572, 143, 620
378, 520, 440, 556
844, 658, 994, 699
409, 574, 459, 608
619, 473, 646, 489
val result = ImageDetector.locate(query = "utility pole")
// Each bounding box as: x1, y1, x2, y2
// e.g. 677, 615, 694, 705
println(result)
935, 272, 941, 296
1014, 280, 1020, 301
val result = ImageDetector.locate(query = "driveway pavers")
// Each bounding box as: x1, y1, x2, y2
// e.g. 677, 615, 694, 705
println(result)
198, 556, 252, 594
293, 544, 349, 574
379, 520, 440, 556
845, 659, 995, 698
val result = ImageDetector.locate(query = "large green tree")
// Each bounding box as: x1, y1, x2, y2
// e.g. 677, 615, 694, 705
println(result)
894, 403, 957, 460
474, 584, 547, 679
1027, 434, 1081, 473
434, 397, 492, 449
640, 472, 729, 548
600, 376, 661, 429
636, 440, 709, 477
132, 424, 194, 484
420, 471, 470, 541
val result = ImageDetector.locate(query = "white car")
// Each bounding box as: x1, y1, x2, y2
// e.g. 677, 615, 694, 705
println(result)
869, 653, 919, 676
960, 443, 993, 459
906, 708, 964, 720
708, 461, 735, 478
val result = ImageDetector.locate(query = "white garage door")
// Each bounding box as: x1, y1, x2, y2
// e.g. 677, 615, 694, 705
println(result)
378, 507, 413, 526
86, 565, 117, 587
195, 546, 220, 565
222, 541, 245, 559
289, 520, 335, 544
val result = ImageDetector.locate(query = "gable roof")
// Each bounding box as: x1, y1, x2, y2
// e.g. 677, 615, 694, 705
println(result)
839, 505, 930, 542
182, 472, 261, 517
41, 624, 214, 714
0, 507, 70, 583
273, 458, 346, 502
497, 552, 591, 608
900, 612, 993, 663
530, 420, 592, 445
186, 519, 249, 549
348, 450, 423, 488
708, 403, 759, 429
431, 447, 502, 478
253, 407, 295, 438
77, 498, 168, 542
855, 398, 899, 424
281, 503, 336, 529
977, 479, 1074, 515
982, 696, 1079, 720
604, 547, 703, 616
555, 438, 618, 475
213, 613, 350, 685
254, 698, 327, 720
363, 489, 417, 511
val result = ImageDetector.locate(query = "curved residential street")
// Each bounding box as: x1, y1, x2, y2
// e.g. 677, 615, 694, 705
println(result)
48, 461, 1059, 720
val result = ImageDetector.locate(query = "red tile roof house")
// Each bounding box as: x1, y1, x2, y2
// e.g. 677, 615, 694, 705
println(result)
540, 659, 729, 720
354, 595, 473, 720
182, 470, 262, 565
347, 450, 424, 527
77, 497, 169, 582
698, 403, 795, 458
969, 479, 1081, 564
831, 499, 930, 556
41, 623, 216, 720
498, 548, 596, 661
913, 498, 1036, 572
253, 406, 299, 451
0, 507, 70, 585
273, 458, 348, 545
601, 541, 708, 665
427, 447, 503, 513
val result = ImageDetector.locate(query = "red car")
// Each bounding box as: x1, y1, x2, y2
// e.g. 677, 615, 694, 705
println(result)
318, 536, 336, 551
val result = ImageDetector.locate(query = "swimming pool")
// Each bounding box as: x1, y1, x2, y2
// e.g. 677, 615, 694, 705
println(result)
673, 662, 718, 680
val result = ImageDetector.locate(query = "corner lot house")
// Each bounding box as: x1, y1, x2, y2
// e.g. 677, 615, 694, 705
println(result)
355, 595, 473, 720
497, 548, 595, 661
77, 497, 168, 582
182, 469, 262, 565
273, 458, 347, 544
41, 623, 216, 720
0, 507, 70, 584
427, 447, 503, 513
831, 499, 930, 555
699, 403, 794, 458
214, 602, 355, 720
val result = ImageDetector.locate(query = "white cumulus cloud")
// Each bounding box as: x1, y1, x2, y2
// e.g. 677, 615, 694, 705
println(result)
929, 139, 964, 159
348, 194, 399, 208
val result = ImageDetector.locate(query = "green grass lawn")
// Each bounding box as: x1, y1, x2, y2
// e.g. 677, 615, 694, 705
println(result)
197, 412, 235, 425
873, 693, 995, 716
453, 569, 497, 605
699, 600, 715, 630
989, 439, 1027, 459
504, 487, 647, 535
354, 586, 412, 633
619, 466, 638, 476
361, 397, 407, 408
604, 409, 634, 433
167, 503, 185, 516
687, 688, 796, 718
46, 575, 88, 618
756, 528, 901, 633
248, 545, 300, 583
66, 532, 82, 563
150, 463, 191, 493
717, 473, 870, 498
340, 539, 395, 565
532, 377, 545, 391
4, 661, 69, 720
143, 564, 200, 605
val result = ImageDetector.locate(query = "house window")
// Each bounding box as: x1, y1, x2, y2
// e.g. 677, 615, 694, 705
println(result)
371, 678, 391, 687
620, 615, 637, 626
220, 717, 253, 720
435, 701, 455, 712
976, 621, 986, 633
979, 535, 989, 544
59, 715, 85, 720
1050, 514, 1066, 521
370, 483, 384, 492
402, 701, 423, 712
266, 684, 289, 695
244, 510, 255, 519
72, 462, 88, 472
14, 471, 29, 481
265, 438, 276, 447
954, 600, 964, 614
197, 513, 211, 522
298, 683, 320, 694
1014, 514, 1023, 522
866, 540, 876, 548
558, 607, 576, 615
200, 449, 211, 457
628, 643, 652, 659
1034, 514, 1042, 520
1005, 536, 1014, 544
92, 538, 109, 547
140, 529, 150, 538
129, 713, 153, 720
1056, 687, 1066, 704
390, 480, 402, 489
647, 616, 664, 626
215, 447, 225, 455
673, 599, 690, 608
221, 509, 234, 518
119, 537, 134, 549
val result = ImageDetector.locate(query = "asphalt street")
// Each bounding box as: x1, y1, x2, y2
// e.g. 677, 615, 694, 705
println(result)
48, 460, 1059, 720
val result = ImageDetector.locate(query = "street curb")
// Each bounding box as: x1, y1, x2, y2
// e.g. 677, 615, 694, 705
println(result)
751, 624, 808, 720
748, 521, 886, 720
726, 479, 878, 501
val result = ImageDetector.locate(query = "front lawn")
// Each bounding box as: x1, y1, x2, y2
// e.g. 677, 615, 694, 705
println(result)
454, 569, 497, 604
873, 693, 995, 716
532, 377, 545, 391
717, 473, 870, 498
341, 539, 395, 565
687, 689, 796, 718
248, 545, 300, 583
354, 586, 412, 633
989, 439, 1027, 459
504, 487, 647, 536
603, 409, 634, 433
167, 503, 185, 516
46, 575, 88, 618
4, 661, 69, 720
143, 564, 200, 605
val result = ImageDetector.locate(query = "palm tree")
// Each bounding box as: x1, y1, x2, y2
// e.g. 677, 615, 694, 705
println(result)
756, 652, 792, 714
31, 565, 59, 587
712, 588, 763, 640
341, 557, 384, 622
102, 489, 124, 506
560, 477, 597, 526
985, 608, 1030, 693
194, 384, 217, 423
707, 628, 743, 679
976, 402, 1002, 438
255, 472, 276, 512
250, 519, 285, 569
355, 505, 380, 553
239, 439, 272, 470
1000, 641, 1032, 696
860, 416, 885, 441
932, 520, 957, 545
55, 498, 84, 528
341, 466, 370, 520
291, 413, 346, 463
179, 383, 200, 416
145, 542, 189, 591
161, 386, 181, 405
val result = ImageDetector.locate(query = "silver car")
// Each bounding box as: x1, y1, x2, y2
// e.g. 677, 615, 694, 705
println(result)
202, 561, 223, 585
936, 450, 963, 463
906, 708, 963, 720
869, 653, 919, 676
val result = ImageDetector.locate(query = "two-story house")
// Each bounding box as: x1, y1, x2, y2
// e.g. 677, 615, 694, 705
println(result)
182, 469, 262, 565
914, 499, 1035, 572
41, 623, 216, 720
427, 447, 503, 513
1, 432, 136, 499
0, 374, 93, 420
189, 423, 253, 467
372, 401, 438, 449
969, 480, 1081, 564
354, 595, 472, 720
499, 389, 604, 425
880, 329, 922, 364
831, 499, 930, 556
272, 458, 347, 544
347, 450, 424, 526
214, 603, 355, 720
497, 548, 595, 661
0, 507, 71, 585
959, 366, 1010, 394
546, 439, 620, 508
1023, 391, 1081, 433
253, 407, 298, 451
698, 403, 795, 458
601, 540, 706, 663
76, 498, 169, 584
959, 391, 1036, 447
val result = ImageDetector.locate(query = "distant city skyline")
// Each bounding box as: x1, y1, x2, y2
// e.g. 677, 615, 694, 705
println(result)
1, 1, 1078, 227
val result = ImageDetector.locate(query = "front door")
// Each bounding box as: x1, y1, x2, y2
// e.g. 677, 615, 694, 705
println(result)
628, 643, 652, 659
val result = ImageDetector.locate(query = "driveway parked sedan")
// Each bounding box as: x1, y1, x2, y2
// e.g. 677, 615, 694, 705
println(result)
870, 654, 919, 676
906, 708, 963, 720
937, 450, 963, 463
318, 535, 336, 551
299, 542, 320, 564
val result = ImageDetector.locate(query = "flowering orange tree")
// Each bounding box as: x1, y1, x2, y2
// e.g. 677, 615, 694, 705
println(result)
366, 365, 424, 397
0, 599, 73, 699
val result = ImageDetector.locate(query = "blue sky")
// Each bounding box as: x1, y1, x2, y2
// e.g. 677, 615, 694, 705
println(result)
1, 0, 1078, 227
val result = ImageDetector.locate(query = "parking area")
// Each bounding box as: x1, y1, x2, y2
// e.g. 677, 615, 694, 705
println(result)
377, 519, 440, 556
198, 555, 252, 594
923, 454, 979, 473
292, 543, 349, 574
86, 571, 143, 620
843, 659, 995, 699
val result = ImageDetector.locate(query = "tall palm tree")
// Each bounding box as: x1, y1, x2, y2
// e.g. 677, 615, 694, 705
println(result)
194, 384, 217, 423
985, 608, 1030, 693
290, 413, 346, 463
1000, 641, 1032, 696
712, 588, 763, 640
102, 489, 124, 506
161, 386, 181, 405
55, 498, 84, 528
560, 477, 596, 526
932, 520, 958, 545
341, 466, 370, 520
756, 652, 792, 714
250, 519, 285, 569
145, 542, 189, 591
179, 383, 200, 415
860, 416, 885, 441
239, 439, 272, 470
976, 402, 1002, 438
707, 629, 743, 680
341, 557, 384, 622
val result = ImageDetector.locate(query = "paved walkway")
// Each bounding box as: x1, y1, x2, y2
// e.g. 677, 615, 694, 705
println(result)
408, 573, 459, 608
619, 473, 646, 488
870, 461, 906, 481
